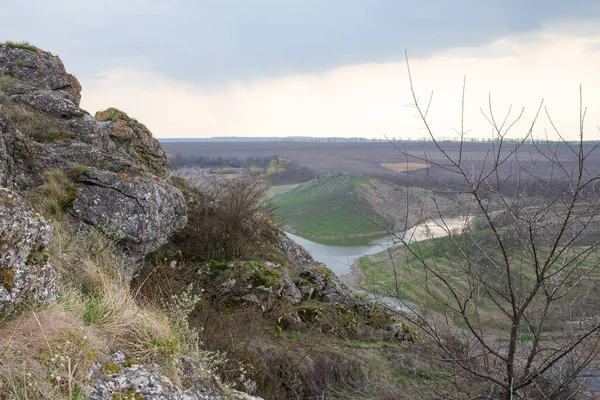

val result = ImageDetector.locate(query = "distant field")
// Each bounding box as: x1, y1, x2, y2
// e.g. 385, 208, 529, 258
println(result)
162, 141, 600, 184
357, 229, 600, 332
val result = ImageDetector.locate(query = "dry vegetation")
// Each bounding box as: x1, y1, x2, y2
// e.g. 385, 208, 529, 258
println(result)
168, 174, 279, 261
0, 171, 206, 399
0, 75, 74, 142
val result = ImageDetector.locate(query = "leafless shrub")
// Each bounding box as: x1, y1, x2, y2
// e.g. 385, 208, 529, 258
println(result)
169, 173, 278, 261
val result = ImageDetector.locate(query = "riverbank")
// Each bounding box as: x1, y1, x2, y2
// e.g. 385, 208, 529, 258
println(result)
339, 258, 364, 289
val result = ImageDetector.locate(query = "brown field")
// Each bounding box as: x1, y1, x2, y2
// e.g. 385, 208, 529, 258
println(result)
380, 162, 429, 172
161, 140, 600, 186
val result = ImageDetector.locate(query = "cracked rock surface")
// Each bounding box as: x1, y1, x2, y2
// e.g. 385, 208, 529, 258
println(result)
72, 168, 187, 271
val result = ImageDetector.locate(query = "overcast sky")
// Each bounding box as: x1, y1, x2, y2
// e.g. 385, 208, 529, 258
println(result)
2, 0, 600, 140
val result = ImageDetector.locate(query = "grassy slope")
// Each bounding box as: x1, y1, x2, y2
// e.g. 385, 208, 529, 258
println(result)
358, 228, 600, 331
271, 173, 393, 238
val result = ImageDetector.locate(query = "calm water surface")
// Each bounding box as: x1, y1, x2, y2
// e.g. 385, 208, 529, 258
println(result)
286, 217, 468, 275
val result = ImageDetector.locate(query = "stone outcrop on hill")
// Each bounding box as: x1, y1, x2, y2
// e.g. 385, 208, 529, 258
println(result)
0, 45, 82, 105
0, 43, 186, 277
0, 187, 56, 315
277, 232, 355, 305
96, 107, 169, 175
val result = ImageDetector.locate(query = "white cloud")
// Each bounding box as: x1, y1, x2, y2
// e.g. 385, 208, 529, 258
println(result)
80, 24, 600, 140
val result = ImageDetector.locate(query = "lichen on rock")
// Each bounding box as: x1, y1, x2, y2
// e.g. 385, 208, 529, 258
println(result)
71, 168, 187, 277
0, 43, 82, 105
84, 352, 264, 400
96, 107, 169, 175
0, 187, 57, 315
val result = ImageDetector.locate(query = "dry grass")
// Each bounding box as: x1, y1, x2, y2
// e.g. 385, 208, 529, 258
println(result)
0, 171, 207, 399
0, 76, 74, 142
0, 306, 108, 399
0, 216, 192, 398
380, 162, 430, 172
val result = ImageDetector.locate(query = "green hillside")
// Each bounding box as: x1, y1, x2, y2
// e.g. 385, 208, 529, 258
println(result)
271, 172, 393, 238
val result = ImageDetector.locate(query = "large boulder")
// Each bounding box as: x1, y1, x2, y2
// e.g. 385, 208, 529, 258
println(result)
0, 43, 82, 105
96, 107, 169, 175
71, 168, 187, 273
0, 188, 57, 315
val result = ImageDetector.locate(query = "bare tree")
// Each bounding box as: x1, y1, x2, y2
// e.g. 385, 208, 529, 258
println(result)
369, 56, 600, 399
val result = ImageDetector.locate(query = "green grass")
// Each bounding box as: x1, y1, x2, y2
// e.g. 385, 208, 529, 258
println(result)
271, 173, 393, 238
3, 40, 38, 52
358, 227, 600, 332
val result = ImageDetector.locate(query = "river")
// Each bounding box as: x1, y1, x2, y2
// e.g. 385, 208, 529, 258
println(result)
285, 217, 469, 276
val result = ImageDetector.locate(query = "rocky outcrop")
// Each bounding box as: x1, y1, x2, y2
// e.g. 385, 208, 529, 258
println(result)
0, 44, 82, 105
84, 352, 263, 400
276, 232, 318, 269
298, 265, 354, 305
198, 261, 302, 311
0, 43, 187, 277
96, 107, 169, 175
0, 117, 12, 188
72, 168, 187, 269
277, 232, 355, 305
0, 188, 56, 315
7, 83, 113, 149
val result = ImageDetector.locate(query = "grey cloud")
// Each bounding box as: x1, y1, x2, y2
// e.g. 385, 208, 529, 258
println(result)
1, 0, 599, 83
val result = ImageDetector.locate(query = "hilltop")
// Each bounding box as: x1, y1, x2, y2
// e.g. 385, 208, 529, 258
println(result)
271, 172, 459, 239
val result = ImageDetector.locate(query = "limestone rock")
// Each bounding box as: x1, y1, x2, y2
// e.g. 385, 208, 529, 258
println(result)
0, 45, 188, 277
7, 83, 113, 149
281, 272, 302, 305
0, 117, 13, 188
198, 261, 299, 311
84, 352, 263, 400
0, 188, 57, 315
96, 107, 169, 175
277, 233, 355, 305
299, 265, 354, 305
276, 232, 319, 269
71, 168, 187, 275
0, 43, 82, 105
